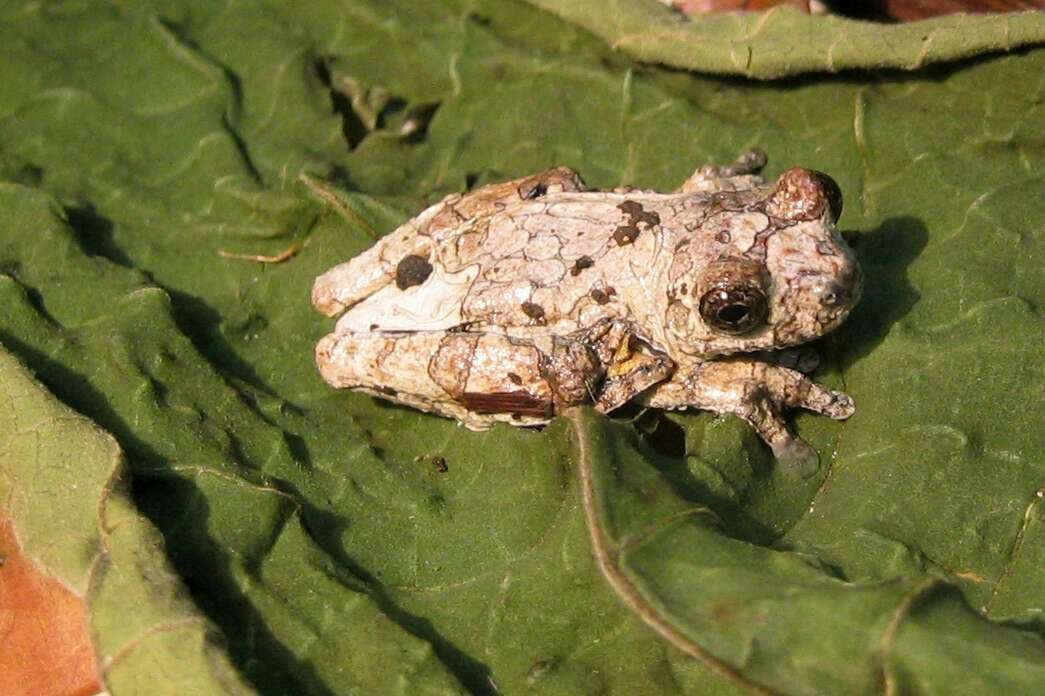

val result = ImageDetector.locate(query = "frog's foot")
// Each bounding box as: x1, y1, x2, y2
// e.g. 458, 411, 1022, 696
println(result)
678, 149, 768, 194
640, 359, 853, 477
594, 346, 675, 413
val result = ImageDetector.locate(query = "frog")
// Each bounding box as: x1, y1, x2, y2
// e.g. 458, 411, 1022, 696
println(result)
312, 150, 861, 471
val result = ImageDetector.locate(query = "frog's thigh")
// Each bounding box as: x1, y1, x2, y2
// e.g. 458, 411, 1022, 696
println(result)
316, 330, 573, 429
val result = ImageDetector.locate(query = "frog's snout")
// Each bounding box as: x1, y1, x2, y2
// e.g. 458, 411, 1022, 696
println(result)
765, 167, 843, 224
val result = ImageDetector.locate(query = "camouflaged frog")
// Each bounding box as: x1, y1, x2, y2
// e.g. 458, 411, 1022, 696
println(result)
312, 151, 861, 469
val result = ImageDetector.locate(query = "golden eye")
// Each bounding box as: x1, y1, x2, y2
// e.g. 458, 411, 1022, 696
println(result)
698, 285, 768, 335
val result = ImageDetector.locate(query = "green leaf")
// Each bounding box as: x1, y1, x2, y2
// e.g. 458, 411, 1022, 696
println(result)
0, 187, 466, 695
569, 407, 1045, 694
525, 0, 1045, 78
0, 342, 254, 695
0, 0, 1043, 694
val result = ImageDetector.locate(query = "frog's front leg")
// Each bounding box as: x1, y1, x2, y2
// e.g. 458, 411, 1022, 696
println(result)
580, 320, 675, 413
640, 358, 854, 474
315, 327, 602, 430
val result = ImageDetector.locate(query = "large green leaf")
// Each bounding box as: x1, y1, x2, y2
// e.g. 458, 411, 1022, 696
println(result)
526, 0, 1045, 78
0, 0, 1042, 694
569, 407, 1045, 694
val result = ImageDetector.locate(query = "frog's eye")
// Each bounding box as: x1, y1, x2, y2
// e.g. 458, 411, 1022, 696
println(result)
698, 284, 768, 335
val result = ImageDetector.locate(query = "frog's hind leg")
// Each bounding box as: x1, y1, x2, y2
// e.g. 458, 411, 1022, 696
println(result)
312, 167, 587, 318
315, 329, 600, 429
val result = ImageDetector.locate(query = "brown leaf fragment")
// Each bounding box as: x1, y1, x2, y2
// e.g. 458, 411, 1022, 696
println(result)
870, 0, 1044, 21
663, 0, 815, 13
0, 512, 102, 696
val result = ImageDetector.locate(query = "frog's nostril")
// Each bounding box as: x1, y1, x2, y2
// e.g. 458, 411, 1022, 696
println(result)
821, 284, 849, 308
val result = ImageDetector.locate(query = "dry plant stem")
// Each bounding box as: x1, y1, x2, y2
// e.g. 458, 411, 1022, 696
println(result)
299, 172, 379, 240
566, 408, 781, 696
218, 238, 309, 263
874, 577, 944, 696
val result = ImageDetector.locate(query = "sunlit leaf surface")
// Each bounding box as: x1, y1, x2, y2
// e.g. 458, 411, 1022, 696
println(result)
0, 1, 1042, 693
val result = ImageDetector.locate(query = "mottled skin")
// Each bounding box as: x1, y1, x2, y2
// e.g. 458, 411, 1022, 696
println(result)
313, 152, 861, 469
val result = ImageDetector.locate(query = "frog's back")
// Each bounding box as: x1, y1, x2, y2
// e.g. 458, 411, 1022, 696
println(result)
337, 192, 685, 334
448, 193, 679, 329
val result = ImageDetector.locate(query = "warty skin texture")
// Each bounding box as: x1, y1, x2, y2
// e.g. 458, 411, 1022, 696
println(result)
313, 152, 861, 472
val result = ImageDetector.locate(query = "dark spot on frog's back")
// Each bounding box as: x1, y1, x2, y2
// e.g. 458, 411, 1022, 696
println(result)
460, 391, 553, 417
614, 200, 660, 246
570, 255, 594, 276
395, 254, 433, 290
613, 225, 639, 246
520, 301, 546, 322
617, 200, 660, 227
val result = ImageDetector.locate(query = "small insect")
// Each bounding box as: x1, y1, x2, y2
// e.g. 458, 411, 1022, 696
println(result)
313, 151, 860, 470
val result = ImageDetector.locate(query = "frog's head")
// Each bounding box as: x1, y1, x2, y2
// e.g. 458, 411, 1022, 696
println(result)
666, 167, 861, 356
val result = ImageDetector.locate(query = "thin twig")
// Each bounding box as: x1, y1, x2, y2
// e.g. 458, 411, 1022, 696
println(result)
218, 238, 310, 264
875, 576, 943, 696
566, 407, 781, 696
298, 172, 379, 240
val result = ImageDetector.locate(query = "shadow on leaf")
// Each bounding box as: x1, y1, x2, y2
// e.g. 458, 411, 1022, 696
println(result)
836, 215, 928, 369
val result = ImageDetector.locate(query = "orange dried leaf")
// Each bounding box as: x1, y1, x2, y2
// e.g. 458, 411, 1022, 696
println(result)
665, 0, 812, 13
0, 513, 102, 696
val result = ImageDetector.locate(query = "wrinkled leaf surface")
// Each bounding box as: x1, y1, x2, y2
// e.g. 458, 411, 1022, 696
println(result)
0, 1, 1043, 694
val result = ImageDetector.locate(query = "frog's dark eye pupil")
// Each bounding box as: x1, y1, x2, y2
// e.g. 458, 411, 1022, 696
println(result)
699, 285, 768, 335
719, 304, 750, 324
